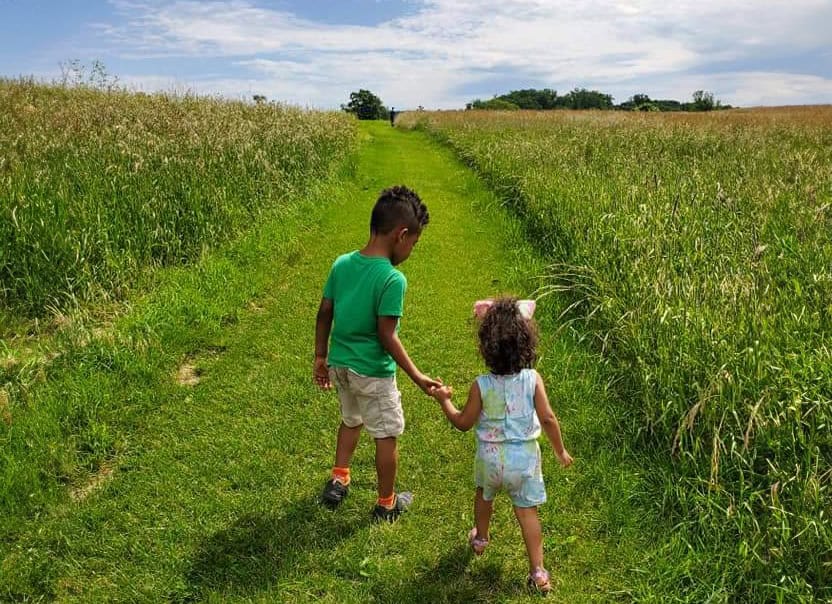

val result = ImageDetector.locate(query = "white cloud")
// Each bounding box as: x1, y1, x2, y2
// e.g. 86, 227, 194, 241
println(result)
95, 0, 832, 108
708, 72, 832, 107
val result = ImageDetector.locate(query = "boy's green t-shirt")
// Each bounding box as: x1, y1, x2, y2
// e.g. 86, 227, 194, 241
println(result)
323, 251, 406, 377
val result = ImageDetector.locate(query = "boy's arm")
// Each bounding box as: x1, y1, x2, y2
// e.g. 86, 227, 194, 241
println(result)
377, 316, 441, 394
533, 372, 573, 467
314, 298, 334, 389
432, 381, 482, 432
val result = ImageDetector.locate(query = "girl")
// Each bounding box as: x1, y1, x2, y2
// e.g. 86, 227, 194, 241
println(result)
429, 297, 573, 594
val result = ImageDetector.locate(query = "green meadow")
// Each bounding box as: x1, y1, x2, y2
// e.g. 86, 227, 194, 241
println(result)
1, 81, 830, 602
400, 107, 832, 602
0, 79, 355, 320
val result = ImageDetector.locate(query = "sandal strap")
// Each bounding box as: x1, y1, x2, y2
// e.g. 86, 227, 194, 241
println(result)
468, 527, 489, 554
529, 567, 551, 587
531, 568, 549, 580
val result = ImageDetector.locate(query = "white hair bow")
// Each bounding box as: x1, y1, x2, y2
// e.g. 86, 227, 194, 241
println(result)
473, 299, 536, 320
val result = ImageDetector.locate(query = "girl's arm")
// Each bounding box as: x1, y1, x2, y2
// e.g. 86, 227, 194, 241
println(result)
533, 372, 573, 467
431, 381, 483, 432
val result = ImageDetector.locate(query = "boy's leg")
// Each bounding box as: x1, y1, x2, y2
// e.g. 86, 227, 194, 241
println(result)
357, 374, 408, 521
474, 487, 494, 541
513, 506, 544, 572
321, 367, 362, 508
374, 436, 398, 499
321, 424, 359, 507
335, 422, 362, 469
371, 436, 412, 522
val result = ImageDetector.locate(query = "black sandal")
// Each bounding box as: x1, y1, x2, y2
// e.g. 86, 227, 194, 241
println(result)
320, 478, 349, 508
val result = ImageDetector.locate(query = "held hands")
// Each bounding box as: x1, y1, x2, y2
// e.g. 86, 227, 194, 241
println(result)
313, 356, 331, 390
427, 384, 453, 403
414, 372, 443, 396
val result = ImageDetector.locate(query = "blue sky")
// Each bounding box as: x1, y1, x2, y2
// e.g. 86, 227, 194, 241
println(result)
2, 0, 831, 108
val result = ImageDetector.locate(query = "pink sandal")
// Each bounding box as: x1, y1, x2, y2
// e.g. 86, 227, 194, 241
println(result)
527, 567, 552, 594
468, 527, 489, 556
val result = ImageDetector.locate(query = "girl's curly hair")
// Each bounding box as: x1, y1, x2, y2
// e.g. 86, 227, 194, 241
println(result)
478, 297, 538, 375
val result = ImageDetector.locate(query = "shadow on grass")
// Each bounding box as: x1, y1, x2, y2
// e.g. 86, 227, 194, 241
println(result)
181, 496, 367, 601
371, 544, 513, 603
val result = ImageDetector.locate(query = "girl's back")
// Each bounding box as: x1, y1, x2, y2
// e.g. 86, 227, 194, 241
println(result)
475, 368, 541, 443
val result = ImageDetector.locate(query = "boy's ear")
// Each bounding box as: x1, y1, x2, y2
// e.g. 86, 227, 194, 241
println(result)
395, 226, 410, 241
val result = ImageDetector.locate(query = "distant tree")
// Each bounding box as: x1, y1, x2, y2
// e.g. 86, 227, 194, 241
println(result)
341, 89, 389, 120
615, 93, 729, 112
691, 90, 716, 112
253, 94, 267, 104
654, 99, 683, 112
618, 93, 654, 111
463, 86, 731, 112
470, 98, 520, 110
499, 88, 559, 109
467, 89, 558, 110
468, 87, 734, 113
634, 95, 660, 112
631, 93, 651, 106
558, 88, 614, 110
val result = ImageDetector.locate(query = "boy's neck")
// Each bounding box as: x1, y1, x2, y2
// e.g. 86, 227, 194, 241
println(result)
360, 234, 394, 261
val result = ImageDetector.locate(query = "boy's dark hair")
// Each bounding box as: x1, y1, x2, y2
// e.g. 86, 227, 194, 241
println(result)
478, 297, 538, 375
370, 185, 429, 235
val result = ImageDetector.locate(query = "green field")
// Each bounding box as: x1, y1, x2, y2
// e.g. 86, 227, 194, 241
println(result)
1, 83, 830, 602
399, 107, 832, 601
0, 79, 355, 321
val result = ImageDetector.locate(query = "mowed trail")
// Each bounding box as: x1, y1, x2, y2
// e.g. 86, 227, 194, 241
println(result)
2, 121, 647, 603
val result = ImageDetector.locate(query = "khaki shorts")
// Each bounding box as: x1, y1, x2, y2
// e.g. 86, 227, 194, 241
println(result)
329, 367, 404, 439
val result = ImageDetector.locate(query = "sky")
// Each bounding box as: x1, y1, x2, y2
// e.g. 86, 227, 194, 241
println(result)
1, 0, 831, 109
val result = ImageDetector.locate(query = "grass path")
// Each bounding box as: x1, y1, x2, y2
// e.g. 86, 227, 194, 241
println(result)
1, 121, 649, 602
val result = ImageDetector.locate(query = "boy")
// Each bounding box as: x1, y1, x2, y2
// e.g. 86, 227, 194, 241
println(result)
314, 185, 440, 522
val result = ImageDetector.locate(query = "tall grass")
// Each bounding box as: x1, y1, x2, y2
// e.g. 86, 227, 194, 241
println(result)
0, 79, 355, 543
0, 79, 356, 318
400, 108, 832, 601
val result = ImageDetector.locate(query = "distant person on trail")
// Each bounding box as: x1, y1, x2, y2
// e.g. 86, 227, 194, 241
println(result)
428, 297, 573, 594
314, 185, 441, 522
389, 107, 396, 126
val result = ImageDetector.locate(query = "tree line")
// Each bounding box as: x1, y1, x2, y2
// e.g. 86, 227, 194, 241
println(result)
338, 87, 732, 120
467, 88, 731, 112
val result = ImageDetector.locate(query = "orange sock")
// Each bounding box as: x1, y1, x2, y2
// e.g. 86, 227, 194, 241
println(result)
331, 466, 350, 486
376, 493, 396, 509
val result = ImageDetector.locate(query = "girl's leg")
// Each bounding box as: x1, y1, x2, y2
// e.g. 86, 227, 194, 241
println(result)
474, 488, 494, 541
513, 505, 544, 572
